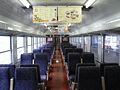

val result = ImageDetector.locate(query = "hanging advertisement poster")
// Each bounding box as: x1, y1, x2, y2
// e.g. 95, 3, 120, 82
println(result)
58, 6, 82, 23
33, 6, 57, 23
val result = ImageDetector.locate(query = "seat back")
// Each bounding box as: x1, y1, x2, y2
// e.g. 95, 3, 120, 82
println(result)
68, 53, 81, 76
0, 64, 15, 78
20, 53, 34, 64
42, 48, 51, 54
78, 66, 102, 90
64, 48, 73, 62
42, 48, 52, 62
20, 64, 41, 83
104, 66, 120, 90
73, 48, 83, 54
100, 63, 118, 76
14, 67, 38, 90
0, 67, 10, 90
75, 63, 96, 82
33, 49, 41, 54
34, 53, 48, 75
82, 52, 94, 63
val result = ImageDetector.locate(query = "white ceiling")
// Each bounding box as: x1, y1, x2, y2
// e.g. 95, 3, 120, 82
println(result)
29, 0, 86, 6
0, 0, 120, 35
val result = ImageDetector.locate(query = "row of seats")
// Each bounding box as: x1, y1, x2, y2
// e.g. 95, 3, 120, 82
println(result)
61, 43, 95, 63
68, 62, 118, 81
33, 47, 53, 62
67, 52, 94, 81
64, 48, 94, 63
21, 53, 48, 80
21, 48, 53, 65
0, 66, 40, 90
20, 43, 54, 81
0, 43, 54, 90
61, 42, 76, 55
61, 43, 120, 89
70, 63, 119, 90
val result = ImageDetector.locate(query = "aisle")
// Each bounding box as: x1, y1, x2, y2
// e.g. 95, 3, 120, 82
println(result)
47, 45, 70, 90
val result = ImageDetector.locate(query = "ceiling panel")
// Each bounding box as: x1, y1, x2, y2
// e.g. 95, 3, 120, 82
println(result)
0, 0, 120, 35
29, 0, 86, 6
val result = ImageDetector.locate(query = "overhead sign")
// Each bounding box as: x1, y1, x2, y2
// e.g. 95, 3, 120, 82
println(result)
33, 6, 82, 23
33, 6, 57, 23
58, 6, 82, 23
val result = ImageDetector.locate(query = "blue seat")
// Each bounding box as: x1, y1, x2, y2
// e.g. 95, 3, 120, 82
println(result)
0, 67, 10, 90
14, 67, 38, 90
34, 53, 48, 80
68, 53, 81, 81
104, 66, 120, 90
0, 64, 15, 78
42, 48, 52, 62
44, 46, 54, 52
64, 48, 73, 62
42, 48, 52, 55
64, 48, 83, 62
75, 63, 96, 82
78, 66, 102, 90
20, 64, 41, 83
82, 52, 94, 63
100, 63, 118, 76
73, 48, 83, 54
20, 53, 34, 64
33, 49, 41, 54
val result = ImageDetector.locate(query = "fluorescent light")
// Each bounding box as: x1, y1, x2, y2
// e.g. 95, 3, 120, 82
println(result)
8, 27, 13, 30
107, 19, 120, 24
68, 23, 71, 27
26, 29, 30, 30
17, 29, 22, 31
19, 0, 30, 8
0, 20, 7, 24
48, 27, 50, 29
44, 24, 47, 27
85, 0, 96, 8
14, 25, 21, 28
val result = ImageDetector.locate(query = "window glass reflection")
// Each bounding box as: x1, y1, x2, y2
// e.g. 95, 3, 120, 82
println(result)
28, 46, 32, 53
0, 51, 11, 64
17, 48, 24, 59
28, 37, 31, 45
17, 37, 23, 48
0, 36, 10, 52
104, 35, 119, 63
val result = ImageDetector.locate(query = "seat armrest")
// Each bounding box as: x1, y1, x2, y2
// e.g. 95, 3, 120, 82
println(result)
38, 82, 45, 90
10, 78, 14, 90
71, 82, 78, 90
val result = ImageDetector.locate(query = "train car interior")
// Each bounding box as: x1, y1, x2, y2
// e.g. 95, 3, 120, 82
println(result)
0, 0, 120, 90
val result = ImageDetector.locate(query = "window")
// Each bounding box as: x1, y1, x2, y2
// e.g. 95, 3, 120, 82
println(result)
0, 51, 11, 64
17, 48, 24, 59
17, 37, 24, 59
28, 37, 32, 45
91, 35, 98, 60
17, 37, 24, 48
27, 37, 32, 53
104, 35, 119, 63
0, 36, 10, 52
34, 37, 38, 49
38, 38, 40, 48
47, 37, 53, 42
0, 36, 11, 64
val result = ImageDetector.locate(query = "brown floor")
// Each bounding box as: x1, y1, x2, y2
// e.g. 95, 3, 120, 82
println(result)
47, 45, 70, 90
